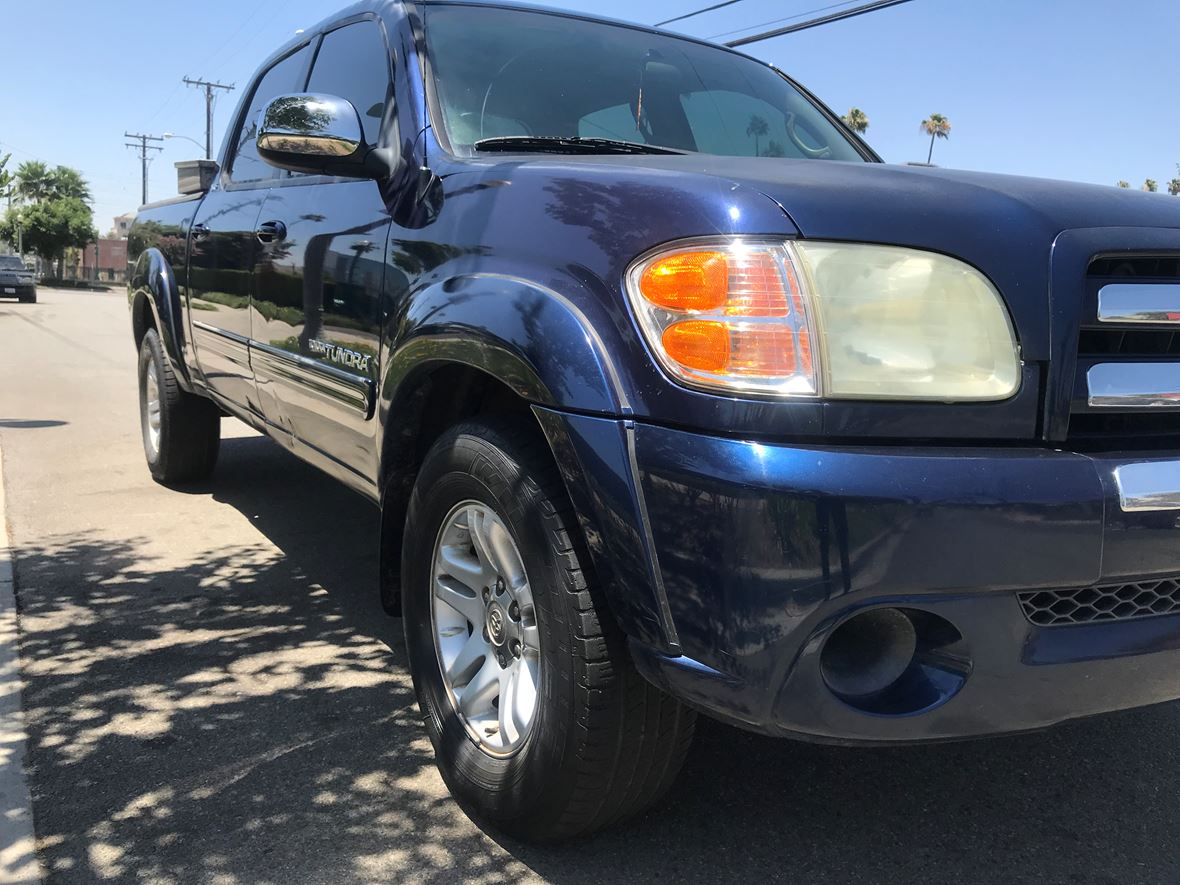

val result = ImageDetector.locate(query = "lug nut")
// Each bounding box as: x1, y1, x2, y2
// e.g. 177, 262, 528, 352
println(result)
511, 641, 522, 658
509, 602, 520, 619
482, 588, 491, 603
496, 577, 506, 594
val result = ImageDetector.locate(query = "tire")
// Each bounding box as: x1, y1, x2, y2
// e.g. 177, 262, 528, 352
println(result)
18, 289, 35, 303
402, 418, 696, 842
137, 328, 220, 484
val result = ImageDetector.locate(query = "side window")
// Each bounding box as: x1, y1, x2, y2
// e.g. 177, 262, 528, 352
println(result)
230, 45, 311, 184
306, 21, 392, 145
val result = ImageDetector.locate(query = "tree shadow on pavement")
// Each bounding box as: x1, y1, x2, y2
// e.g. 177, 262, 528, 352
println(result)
14, 434, 1180, 884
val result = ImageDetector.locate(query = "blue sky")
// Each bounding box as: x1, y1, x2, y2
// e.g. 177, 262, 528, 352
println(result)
3, 0, 1177, 234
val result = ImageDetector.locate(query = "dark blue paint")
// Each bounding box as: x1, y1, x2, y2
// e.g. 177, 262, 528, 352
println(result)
127, 0, 1180, 744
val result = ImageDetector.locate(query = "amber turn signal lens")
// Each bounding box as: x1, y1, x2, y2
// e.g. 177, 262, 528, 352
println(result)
662, 320, 730, 372
639, 251, 729, 312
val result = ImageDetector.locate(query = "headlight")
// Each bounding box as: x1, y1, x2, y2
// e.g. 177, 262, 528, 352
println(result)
625, 239, 1020, 401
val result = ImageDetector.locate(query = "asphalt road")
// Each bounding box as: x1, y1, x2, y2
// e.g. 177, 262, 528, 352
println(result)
2, 287, 1180, 884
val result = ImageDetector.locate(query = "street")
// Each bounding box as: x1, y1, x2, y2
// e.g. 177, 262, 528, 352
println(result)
2, 287, 1179, 884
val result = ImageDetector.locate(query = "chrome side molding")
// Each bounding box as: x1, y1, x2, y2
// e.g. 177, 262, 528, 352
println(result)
1087, 363, 1180, 408
1098, 283, 1180, 325
1114, 461, 1180, 512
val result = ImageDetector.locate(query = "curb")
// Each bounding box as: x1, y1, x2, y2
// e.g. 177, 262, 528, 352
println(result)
0, 444, 44, 884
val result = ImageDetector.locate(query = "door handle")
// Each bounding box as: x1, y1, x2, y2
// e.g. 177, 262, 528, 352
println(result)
190, 222, 210, 240
255, 220, 287, 245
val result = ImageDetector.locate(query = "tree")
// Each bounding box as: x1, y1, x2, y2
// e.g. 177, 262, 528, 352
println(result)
47, 166, 92, 203
746, 115, 769, 157
0, 153, 12, 194
841, 108, 870, 134
1143, 179, 1159, 193
920, 113, 952, 164
1116, 180, 1130, 188
0, 197, 96, 276
13, 161, 92, 204
1169, 178, 1180, 196
14, 160, 52, 202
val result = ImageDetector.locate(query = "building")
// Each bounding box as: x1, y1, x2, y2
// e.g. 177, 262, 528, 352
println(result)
112, 212, 135, 239
79, 238, 129, 283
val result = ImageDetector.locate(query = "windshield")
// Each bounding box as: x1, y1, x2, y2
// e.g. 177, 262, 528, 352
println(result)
0, 257, 25, 270
424, 5, 867, 162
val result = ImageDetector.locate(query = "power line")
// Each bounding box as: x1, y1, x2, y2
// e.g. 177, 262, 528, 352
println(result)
710, 0, 861, 39
725, 0, 916, 46
183, 77, 236, 160
124, 132, 164, 206
654, 0, 747, 28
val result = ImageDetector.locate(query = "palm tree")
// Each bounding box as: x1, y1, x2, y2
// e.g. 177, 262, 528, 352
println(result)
1143, 179, 1159, 193
1168, 178, 1180, 196
841, 108, 870, 134
746, 115, 769, 157
15, 160, 52, 202
47, 166, 92, 203
920, 113, 952, 164
1116, 180, 1131, 189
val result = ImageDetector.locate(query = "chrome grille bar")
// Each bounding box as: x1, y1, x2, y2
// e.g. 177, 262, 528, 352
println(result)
1098, 283, 1180, 324
1087, 363, 1180, 408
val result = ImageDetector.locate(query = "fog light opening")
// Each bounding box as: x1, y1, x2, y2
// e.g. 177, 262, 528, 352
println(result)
821, 607, 918, 699
820, 607, 970, 716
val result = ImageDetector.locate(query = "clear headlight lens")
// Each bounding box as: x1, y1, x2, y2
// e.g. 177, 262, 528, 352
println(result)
625, 239, 1020, 401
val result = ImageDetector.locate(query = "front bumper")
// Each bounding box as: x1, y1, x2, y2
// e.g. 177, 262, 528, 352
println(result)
0, 281, 35, 297
623, 422, 1180, 743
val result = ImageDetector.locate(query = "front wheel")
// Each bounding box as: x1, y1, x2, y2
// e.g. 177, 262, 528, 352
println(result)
402, 419, 696, 842
138, 328, 220, 484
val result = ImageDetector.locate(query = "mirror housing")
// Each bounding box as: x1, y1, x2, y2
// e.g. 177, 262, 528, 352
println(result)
257, 93, 394, 179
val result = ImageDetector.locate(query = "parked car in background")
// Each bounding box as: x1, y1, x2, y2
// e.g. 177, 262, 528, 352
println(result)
0, 255, 37, 302
127, 0, 1180, 842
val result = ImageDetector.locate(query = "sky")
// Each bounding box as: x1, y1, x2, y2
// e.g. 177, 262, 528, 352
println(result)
2, 0, 1177, 235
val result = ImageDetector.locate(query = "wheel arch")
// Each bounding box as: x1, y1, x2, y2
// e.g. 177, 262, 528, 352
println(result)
129, 247, 190, 387
375, 275, 677, 651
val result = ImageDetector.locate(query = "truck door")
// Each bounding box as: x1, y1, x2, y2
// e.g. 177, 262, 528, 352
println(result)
250, 20, 393, 476
187, 42, 313, 415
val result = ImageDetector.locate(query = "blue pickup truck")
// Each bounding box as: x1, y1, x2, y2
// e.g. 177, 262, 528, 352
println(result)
127, 0, 1180, 841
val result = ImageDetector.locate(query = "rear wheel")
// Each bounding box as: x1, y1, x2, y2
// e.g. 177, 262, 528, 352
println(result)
137, 328, 220, 484
18, 289, 35, 303
402, 419, 695, 842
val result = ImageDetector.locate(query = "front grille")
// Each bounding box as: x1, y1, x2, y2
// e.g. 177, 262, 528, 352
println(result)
1065, 254, 1180, 448
1019, 579, 1180, 626
1089, 255, 1180, 278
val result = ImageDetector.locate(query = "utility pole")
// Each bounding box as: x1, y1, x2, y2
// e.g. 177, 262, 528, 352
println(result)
183, 77, 235, 160
124, 132, 164, 205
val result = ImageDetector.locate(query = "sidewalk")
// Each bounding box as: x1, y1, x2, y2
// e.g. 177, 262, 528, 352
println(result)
0, 443, 42, 884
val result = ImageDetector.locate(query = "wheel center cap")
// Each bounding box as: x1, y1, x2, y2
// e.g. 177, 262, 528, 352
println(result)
486, 603, 508, 647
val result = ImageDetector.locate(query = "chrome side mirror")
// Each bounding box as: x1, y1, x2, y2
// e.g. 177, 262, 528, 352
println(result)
257, 93, 368, 175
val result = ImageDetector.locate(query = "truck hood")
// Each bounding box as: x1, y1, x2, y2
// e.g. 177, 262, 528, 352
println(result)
679, 158, 1180, 362
684, 157, 1180, 245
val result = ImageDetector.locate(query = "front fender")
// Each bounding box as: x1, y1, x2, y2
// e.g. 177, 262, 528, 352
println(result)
383, 271, 629, 414
378, 271, 682, 650
129, 247, 189, 386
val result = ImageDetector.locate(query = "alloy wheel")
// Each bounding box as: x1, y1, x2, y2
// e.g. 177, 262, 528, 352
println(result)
430, 500, 541, 756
